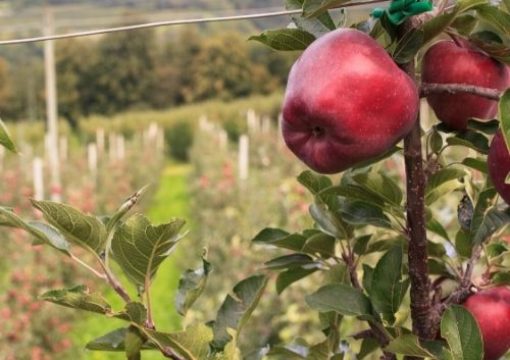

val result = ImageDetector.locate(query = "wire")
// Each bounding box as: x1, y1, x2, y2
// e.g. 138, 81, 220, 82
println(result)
0, 0, 389, 46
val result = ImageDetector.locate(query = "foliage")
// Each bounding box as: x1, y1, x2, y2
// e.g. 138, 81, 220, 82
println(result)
166, 121, 194, 162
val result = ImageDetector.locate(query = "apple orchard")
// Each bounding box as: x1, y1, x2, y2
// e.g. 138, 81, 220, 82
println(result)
1, 0, 510, 359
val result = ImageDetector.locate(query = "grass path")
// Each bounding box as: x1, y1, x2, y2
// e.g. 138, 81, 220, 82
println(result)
74, 164, 192, 359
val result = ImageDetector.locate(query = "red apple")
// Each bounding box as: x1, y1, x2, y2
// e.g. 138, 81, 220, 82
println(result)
422, 39, 510, 131
281, 28, 419, 174
463, 287, 510, 360
488, 130, 510, 204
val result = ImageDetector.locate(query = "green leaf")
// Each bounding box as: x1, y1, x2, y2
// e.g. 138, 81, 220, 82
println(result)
421, 11, 457, 45
430, 128, 444, 154
359, 338, 380, 359
369, 246, 405, 323
353, 234, 372, 255
111, 214, 185, 288
456, 229, 472, 258
302, 232, 336, 257
441, 305, 483, 360
264, 253, 317, 270
249, 29, 315, 51
286, 0, 336, 36
125, 326, 144, 360
425, 167, 466, 205
477, 5, 510, 37
40, 285, 111, 315
31, 200, 107, 256
353, 171, 403, 207
211, 275, 268, 350
500, 89, 510, 152
302, 0, 350, 18
124, 302, 147, 325
252, 228, 307, 251
306, 284, 372, 317
385, 333, 437, 357
298, 170, 333, 195
142, 324, 214, 360
451, 14, 478, 35
86, 328, 156, 352
446, 130, 489, 155
393, 29, 424, 64
427, 216, 451, 241
0, 118, 17, 153
470, 187, 497, 233
362, 264, 374, 292
176, 256, 211, 316
471, 207, 510, 244
339, 201, 393, 229
470, 36, 510, 64
0, 207, 70, 255
106, 185, 150, 234
276, 267, 318, 294
309, 202, 347, 239
461, 157, 488, 173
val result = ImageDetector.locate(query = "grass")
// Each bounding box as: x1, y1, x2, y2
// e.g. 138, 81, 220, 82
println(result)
72, 163, 192, 360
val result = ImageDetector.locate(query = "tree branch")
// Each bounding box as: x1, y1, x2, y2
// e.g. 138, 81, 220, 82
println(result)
399, 23, 435, 346
420, 83, 502, 101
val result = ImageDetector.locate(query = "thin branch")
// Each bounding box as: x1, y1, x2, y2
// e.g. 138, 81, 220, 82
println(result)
420, 83, 502, 101
97, 258, 132, 303
0, 0, 390, 46
70, 253, 107, 279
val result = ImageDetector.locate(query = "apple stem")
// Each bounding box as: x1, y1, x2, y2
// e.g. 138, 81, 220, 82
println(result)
420, 82, 502, 101
447, 32, 464, 47
398, 22, 436, 347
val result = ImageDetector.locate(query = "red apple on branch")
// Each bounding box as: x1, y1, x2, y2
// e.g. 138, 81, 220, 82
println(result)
422, 39, 510, 131
488, 130, 510, 205
463, 287, 510, 360
281, 28, 419, 174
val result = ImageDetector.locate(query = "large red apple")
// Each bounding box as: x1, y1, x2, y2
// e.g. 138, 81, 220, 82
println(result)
281, 28, 419, 174
422, 39, 510, 131
463, 287, 510, 360
488, 130, 510, 204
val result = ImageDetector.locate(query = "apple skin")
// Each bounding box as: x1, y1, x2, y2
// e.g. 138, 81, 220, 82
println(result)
463, 287, 510, 360
281, 28, 419, 174
422, 39, 510, 131
488, 130, 510, 205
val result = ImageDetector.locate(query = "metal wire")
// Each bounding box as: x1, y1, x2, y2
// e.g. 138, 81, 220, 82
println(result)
0, 0, 389, 46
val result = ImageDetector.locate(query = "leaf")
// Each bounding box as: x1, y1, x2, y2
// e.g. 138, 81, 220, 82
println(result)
286, 0, 335, 36
264, 254, 317, 270
393, 29, 424, 64
211, 275, 268, 350
249, 29, 315, 51
477, 5, 510, 37
276, 267, 317, 294
125, 326, 144, 360
471, 207, 510, 245
306, 283, 372, 317
353, 171, 403, 207
111, 214, 185, 288
142, 324, 214, 360
446, 130, 489, 155
451, 14, 478, 35
369, 246, 405, 323
0, 207, 70, 255
339, 201, 393, 229
441, 305, 483, 360
302, 0, 350, 18
500, 89, 510, 152
425, 167, 466, 205
106, 185, 150, 234
40, 285, 111, 315
470, 187, 497, 233
298, 170, 333, 195
0, 118, 17, 153
175, 256, 212, 316
461, 157, 488, 173
421, 11, 457, 45
309, 202, 347, 239
427, 217, 451, 241
31, 200, 107, 256
470, 36, 510, 64
124, 302, 147, 325
252, 228, 307, 251
86, 328, 156, 352
385, 333, 437, 358
301, 232, 336, 257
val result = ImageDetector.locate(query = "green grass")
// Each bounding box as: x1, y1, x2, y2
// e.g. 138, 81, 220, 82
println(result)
72, 163, 192, 360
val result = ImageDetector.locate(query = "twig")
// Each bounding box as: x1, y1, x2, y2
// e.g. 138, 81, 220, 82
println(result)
97, 258, 132, 303
70, 253, 107, 279
420, 83, 502, 101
